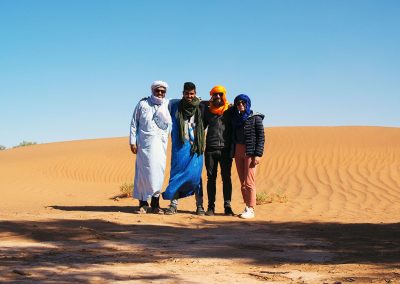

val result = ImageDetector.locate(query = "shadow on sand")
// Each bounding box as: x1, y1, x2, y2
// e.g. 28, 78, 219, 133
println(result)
50, 205, 195, 215
1, 207, 399, 282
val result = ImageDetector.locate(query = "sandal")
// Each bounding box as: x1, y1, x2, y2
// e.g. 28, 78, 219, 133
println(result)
151, 207, 165, 215
135, 206, 148, 214
164, 205, 177, 215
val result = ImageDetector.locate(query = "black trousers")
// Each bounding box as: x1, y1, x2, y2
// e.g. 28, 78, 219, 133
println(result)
205, 148, 233, 208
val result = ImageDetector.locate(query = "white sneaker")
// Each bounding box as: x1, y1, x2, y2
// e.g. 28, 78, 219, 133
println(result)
239, 206, 249, 218
239, 207, 255, 219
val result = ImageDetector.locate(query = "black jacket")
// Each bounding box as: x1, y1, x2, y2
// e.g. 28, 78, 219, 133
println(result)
231, 112, 265, 157
201, 102, 233, 151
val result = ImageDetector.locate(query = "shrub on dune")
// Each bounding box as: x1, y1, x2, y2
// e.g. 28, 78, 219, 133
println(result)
110, 182, 133, 200
120, 182, 133, 197
256, 191, 288, 205
13, 141, 37, 148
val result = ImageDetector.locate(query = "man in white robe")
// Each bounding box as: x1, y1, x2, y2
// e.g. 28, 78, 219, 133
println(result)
130, 81, 171, 214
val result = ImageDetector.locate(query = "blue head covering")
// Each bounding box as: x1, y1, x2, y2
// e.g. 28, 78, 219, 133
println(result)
232, 94, 252, 127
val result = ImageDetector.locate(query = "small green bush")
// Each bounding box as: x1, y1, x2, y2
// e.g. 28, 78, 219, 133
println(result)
13, 141, 37, 148
0, 145, 6, 151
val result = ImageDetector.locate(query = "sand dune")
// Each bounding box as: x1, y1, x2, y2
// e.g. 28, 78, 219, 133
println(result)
1, 127, 400, 283
1, 126, 399, 222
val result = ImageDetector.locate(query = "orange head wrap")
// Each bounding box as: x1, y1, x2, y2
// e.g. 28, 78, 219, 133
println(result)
209, 85, 229, 115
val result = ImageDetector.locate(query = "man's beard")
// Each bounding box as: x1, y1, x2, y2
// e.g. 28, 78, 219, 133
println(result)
211, 98, 223, 107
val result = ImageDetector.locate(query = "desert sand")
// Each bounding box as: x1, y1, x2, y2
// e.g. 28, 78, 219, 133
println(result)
1, 126, 400, 283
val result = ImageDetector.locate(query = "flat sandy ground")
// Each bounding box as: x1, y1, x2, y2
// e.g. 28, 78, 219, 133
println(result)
1, 126, 400, 283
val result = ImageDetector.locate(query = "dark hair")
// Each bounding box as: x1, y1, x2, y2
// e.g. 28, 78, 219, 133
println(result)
183, 82, 196, 91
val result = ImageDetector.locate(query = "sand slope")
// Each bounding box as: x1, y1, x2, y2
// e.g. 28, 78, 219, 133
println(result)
1, 126, 400, 222
1, 126, 400, 283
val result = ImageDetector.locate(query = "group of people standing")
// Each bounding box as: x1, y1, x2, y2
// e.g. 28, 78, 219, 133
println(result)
130, 81, 265, 219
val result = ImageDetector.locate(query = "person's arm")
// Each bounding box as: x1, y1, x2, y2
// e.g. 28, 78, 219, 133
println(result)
129, 102, 141, 154
254, 115, 265, 157
199, 100, 209, 129
168, 98, 179, 113
250, 116, 265, 167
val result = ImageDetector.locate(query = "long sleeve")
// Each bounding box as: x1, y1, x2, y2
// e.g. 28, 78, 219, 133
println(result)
168, 99, 179, 113
254, 115, 265, 157
200, 100, 209, 129
130, 102, 141, 145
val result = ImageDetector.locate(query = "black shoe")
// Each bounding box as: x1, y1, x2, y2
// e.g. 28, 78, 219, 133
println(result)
165, 205, 177, 215
224, 206, 235, 216
205, 207, 215, 216
196, 206, 205, 216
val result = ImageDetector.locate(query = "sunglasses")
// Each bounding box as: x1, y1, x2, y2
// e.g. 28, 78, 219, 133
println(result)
155, 89, 166, 94
236, 100, 246, 106
212, 92, 224, 97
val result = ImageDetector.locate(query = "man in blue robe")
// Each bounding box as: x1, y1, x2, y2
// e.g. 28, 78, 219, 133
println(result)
162, 82, 206, 215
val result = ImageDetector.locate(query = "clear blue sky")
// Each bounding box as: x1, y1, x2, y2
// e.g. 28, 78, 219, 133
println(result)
1, 0, 399, 148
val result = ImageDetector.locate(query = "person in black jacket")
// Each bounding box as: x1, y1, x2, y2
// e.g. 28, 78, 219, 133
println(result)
231, 94, 265, 219
202, 85, 235, 216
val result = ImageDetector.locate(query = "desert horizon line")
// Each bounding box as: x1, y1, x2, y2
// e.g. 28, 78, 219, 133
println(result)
2, 125, 400, 150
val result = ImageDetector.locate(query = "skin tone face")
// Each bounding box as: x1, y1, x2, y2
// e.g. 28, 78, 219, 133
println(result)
211, 93, 224, 107
236, 100, 246, 113
183, 89, 196, 102
153, 87, 166, 98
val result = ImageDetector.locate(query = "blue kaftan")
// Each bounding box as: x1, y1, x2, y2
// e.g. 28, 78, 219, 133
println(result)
130, 97, 171, 201
162, 99, 203, 200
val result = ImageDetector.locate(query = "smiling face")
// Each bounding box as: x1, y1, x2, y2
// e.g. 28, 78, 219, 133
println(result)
183, 89, 196, 102
153, 86, 166, 99
236, 100, 246, 113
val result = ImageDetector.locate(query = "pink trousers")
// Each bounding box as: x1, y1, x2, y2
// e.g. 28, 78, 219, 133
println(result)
234, 144, 257, 207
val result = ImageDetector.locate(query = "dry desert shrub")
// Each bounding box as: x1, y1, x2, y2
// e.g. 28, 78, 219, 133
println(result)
256, 191, 288, 205
115, 183, 288, 204
120, 182, 133, 197
110, 182, 133, 200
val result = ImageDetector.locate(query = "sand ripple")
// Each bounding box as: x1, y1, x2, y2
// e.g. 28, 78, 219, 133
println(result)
1, 127, 400, 222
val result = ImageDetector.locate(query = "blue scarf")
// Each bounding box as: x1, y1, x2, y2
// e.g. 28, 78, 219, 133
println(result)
232, 94, 252, 127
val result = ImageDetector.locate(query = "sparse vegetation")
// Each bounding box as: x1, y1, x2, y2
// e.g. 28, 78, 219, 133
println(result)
13, 141, 37, 148
256, 191, 288, 205
110, 182, 133, 200
113, 182, 288, 204
120, 182, 133, 197
0, 145, 6, 151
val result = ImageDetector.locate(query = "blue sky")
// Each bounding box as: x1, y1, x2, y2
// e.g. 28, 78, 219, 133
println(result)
1, 0, 399, 148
